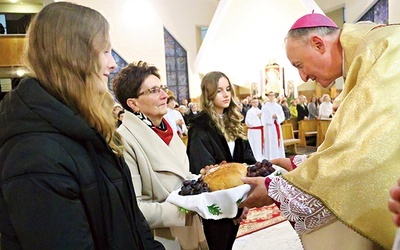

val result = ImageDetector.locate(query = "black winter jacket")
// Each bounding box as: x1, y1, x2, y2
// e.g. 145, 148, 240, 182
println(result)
187, 111, 256, 174
0, 78, 164, 250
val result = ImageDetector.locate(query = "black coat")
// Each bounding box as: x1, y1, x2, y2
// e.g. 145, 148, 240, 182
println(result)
296, 103, 309, 121
183, 111, 198, 126
0, 78, 164, 250
187, 111, 256, 174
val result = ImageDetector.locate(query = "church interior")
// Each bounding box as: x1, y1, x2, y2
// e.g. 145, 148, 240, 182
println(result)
1, 0, 399, 103
1, 0, 399, 249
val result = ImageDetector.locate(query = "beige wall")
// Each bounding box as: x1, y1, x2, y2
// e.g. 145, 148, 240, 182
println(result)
326, 8, 344, 28
345, 0, 377, 23
314, 0, 344, 12
0, 3, 42, 13
59, 0, 218, 99
389, 0, 400, 23
5, 0, 399, 99
314, 0, 375, 22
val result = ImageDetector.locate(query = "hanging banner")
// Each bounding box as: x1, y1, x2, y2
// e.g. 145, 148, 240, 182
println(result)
251, 82, 258, 97
264, 63, 283, 95
285, 80, 296, 99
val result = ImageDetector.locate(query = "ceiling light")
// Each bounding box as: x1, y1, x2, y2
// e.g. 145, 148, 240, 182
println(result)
9, 0, 19, 3
16, 69, 26, 77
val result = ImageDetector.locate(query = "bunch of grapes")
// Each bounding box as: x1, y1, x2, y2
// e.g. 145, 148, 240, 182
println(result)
247, 159, 275, 177
179, 176, 211, 196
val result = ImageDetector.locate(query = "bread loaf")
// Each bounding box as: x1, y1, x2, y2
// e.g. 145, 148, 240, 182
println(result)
203, 163, 247, 191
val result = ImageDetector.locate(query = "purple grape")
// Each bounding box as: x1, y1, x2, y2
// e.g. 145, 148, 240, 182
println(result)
267, 166, 275, 173
193, 183, 201, 191
179, 177, 211, 196
180, 186, 191, 195
258, 168, 267, 176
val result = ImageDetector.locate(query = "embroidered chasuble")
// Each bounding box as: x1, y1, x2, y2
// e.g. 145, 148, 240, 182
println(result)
283, 23, 400, 249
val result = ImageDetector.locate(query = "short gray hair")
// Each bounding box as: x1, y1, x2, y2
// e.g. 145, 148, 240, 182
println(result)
285, 26, 340, 43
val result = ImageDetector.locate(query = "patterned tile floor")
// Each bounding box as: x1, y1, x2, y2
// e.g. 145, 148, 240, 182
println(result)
233, 220, 303, 250
287, 145, 317, 157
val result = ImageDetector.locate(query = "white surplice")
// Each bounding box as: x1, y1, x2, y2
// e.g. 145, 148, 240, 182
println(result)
261, 102, 285, 160
164, 108, 187, 136
245, 106, 264, 161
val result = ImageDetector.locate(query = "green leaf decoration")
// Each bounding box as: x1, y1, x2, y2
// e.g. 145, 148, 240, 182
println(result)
236, 197, 244, 205
208, 204, 222, 215
178, 207, 191, 213
275, 171, 282, 176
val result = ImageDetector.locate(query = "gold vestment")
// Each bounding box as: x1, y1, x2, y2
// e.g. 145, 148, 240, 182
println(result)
284, 22, 400, 249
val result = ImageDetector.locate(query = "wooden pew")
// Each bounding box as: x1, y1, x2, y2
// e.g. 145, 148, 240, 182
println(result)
181, 135, 188, 146
282, 124, 301, 154
283, 118, 298, 137
0, 35, 25, 67
298, 120, 317, 146
316, 119, 331, 147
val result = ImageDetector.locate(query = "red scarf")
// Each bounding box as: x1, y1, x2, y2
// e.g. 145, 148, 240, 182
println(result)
274, 120, 281, 147
152, 118, 174, 145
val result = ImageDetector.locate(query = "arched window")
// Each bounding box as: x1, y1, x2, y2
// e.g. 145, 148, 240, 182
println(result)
164, 28, 189, 104
108, 50, 128, 98
358, 0, 388, 24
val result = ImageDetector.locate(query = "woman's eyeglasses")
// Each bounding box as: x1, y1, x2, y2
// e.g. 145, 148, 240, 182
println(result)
137, 85, 168, 97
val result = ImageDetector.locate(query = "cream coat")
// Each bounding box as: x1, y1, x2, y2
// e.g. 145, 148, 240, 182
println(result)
117, 111, 206, 250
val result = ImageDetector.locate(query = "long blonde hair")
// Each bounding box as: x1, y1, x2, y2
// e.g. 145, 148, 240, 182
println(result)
200, 71, 246, 141
23, 2, 123, 155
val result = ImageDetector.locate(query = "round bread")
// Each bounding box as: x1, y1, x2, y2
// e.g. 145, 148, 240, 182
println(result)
203, 163, 247, 191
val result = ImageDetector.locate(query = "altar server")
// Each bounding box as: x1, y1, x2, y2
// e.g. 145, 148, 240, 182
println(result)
245, 98, 264, 161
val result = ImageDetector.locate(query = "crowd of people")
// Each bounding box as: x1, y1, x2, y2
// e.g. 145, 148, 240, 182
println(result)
239, 92, 335, 122
1, 2, 400, 250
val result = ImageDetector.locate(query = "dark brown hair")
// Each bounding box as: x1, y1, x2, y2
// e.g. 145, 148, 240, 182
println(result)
113, 61, 160, 112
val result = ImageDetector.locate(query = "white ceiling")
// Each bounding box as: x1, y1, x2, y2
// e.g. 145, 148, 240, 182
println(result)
0, 0, 341, 12
194, 0, 330, 88
0, 0, 43, 4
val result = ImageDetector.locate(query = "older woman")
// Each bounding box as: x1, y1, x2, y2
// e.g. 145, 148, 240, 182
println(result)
184, 102, 199, 126
113, 61, 207, 250
318, 94, 333, 119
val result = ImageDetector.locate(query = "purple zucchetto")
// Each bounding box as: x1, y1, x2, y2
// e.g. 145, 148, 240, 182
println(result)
290, 10, 338, 30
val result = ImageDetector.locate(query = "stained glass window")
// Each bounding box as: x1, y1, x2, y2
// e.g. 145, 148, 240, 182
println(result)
358, 0, 388, 24
108, 50, 128, 97
164, 28, 189, 104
